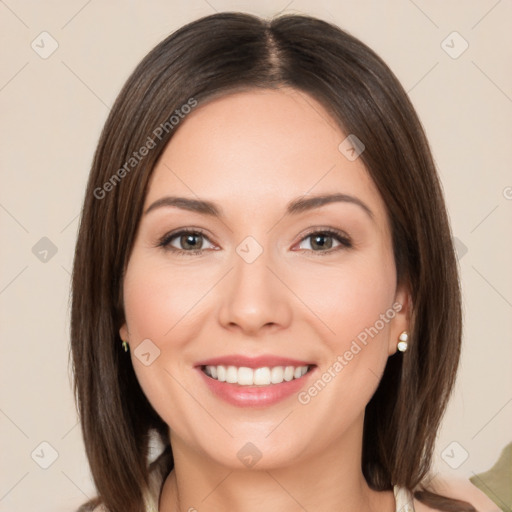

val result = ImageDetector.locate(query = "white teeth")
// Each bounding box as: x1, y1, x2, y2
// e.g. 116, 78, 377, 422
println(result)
217, 365, 226, 382
203, 364, 311, 386
237, 367, 253, 385
254, 367, 271, 385
271, 366, 284, 384
284, 366, 294, 381
226, 366, 238, 383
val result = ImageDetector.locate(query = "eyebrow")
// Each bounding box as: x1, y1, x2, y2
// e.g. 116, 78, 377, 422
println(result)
144, 193, 374, 220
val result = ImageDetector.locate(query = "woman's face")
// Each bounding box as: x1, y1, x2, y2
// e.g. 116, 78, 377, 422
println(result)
120, 87, 409, 469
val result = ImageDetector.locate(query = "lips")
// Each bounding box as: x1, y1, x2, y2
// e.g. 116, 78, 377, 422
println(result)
195, 355, 316, 407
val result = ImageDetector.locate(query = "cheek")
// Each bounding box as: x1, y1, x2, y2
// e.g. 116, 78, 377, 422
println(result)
289, 278, 393, 438
292, 247, 396, 402
122, 255, 212, 343
122, 254, 219, 426
293, 250, 396, 344
122, 260, 196, 435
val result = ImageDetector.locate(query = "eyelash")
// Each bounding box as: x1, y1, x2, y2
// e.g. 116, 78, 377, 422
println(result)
157, 228, 353, 256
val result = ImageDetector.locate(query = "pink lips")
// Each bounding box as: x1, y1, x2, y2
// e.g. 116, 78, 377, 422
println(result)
195, 354, 316, 408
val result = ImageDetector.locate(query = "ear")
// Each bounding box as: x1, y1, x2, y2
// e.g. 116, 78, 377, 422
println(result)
119, 322, 129, 342
387, 281, 412, 356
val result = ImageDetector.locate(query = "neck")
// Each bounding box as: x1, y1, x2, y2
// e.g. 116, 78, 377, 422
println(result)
159, 416, 395, 512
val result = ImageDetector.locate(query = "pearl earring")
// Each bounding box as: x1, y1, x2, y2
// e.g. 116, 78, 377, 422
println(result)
122, 340, 129, 352
397, 331, 409, 352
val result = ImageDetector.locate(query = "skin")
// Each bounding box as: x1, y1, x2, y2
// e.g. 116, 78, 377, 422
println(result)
119, 87, 414, 512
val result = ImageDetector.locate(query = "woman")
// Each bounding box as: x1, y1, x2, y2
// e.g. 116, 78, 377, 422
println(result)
71, 11, 497, 512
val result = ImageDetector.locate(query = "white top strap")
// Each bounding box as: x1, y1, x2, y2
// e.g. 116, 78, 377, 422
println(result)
394, 484, 415, 511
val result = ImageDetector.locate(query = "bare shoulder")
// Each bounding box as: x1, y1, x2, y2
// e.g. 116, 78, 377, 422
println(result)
412, 474, 500, 512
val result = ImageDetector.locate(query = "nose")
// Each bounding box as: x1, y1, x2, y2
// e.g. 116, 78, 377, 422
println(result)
217, 247, 293, 336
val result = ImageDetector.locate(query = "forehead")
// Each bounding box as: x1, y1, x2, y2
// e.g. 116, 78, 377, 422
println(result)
145, 88, 388, 230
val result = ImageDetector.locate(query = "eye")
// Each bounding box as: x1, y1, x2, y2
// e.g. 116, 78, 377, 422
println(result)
295, 229, 352, 254
158, 229, 216, 255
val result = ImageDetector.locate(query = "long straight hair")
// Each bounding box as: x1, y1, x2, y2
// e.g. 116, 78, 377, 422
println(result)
71, 12, 471, 512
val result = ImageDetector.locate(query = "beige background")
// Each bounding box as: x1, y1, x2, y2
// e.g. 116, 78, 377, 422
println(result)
1, 1, 511, 511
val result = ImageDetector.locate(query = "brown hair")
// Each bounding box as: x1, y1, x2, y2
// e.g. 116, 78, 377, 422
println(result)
71, 11, 472, 512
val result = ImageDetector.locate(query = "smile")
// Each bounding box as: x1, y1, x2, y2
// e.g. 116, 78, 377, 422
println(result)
201, 364, 311, 386
195, 355, 317, 407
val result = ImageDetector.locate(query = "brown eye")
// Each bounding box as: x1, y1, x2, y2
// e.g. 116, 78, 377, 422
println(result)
176, 232, 204, 250
296, 229, 352, 254
158, 229, 215, 255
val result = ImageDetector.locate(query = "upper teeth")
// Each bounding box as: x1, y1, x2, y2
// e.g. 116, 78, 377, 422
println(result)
203, 365, 309, 386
